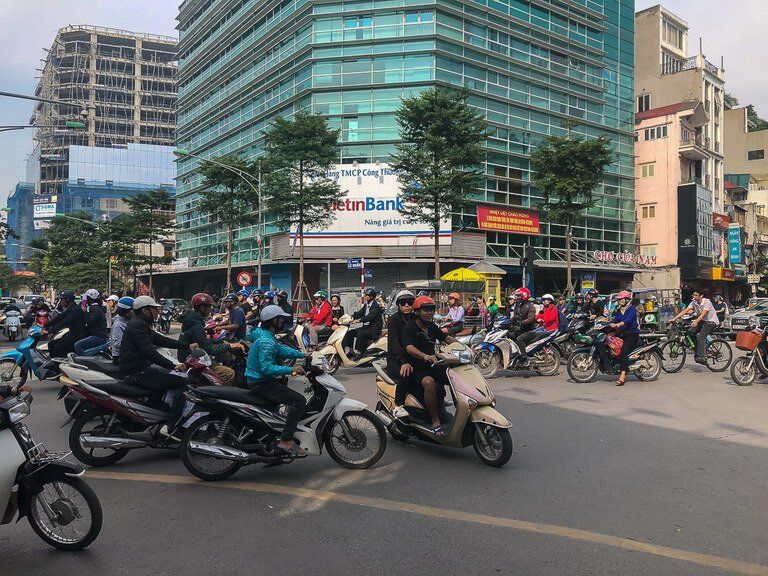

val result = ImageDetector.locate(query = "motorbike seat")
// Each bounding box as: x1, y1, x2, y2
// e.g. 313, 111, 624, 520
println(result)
73, 356, 125, 377
92, 381, 148, 398
194, 386, 278, 409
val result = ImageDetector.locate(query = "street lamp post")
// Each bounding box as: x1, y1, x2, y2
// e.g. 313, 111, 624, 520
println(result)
174, 148, 264, 289
0, 121, 85, 134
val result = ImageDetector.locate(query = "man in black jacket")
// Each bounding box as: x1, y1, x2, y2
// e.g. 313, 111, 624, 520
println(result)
74, 289, 109, 355
507, 287, 537, 365
178, 293, 241, 385
45, 291, 87, 358
343, 288, 384, 358
118, 296, 193, 435
385, 290, 415, 417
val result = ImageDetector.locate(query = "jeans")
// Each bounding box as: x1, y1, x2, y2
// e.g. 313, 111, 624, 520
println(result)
74, 335, 108, 356
126, 366, 189, 427
249, 379, 306, 441
692, 321, 717, 359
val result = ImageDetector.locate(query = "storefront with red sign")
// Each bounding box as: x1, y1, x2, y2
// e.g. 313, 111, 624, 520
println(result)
476, 206, 541, 235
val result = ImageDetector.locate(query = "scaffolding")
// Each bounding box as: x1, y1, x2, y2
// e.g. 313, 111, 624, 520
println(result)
32, 25, 178, 195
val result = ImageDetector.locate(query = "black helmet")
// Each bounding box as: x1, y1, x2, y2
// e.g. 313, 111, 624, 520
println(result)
60, 290, 76, 301
252, 289, 265, 298
277, 290, 288, 299
222, 293, 238, 303
364, 287, 377, 298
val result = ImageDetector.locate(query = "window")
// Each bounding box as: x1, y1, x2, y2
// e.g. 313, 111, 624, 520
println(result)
663, 20, 683, 49
641, 204, 656, 219
640, 163, 656, 178
748, 149, 765, 161
644, 125, 668, 140
638, 94, 650, 112
640, 245, 658, 257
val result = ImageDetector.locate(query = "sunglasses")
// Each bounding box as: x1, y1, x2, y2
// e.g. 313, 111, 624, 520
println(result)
418, 306, 436, 312
397, 299, 415, 306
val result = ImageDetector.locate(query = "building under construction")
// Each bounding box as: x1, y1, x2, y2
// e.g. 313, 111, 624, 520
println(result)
31, 25, 178, 196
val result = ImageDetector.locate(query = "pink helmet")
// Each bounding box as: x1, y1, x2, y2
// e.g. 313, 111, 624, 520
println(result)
617, 290, 632, 300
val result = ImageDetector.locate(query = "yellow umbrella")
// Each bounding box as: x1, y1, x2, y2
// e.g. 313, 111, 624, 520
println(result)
441, 267, 486, 282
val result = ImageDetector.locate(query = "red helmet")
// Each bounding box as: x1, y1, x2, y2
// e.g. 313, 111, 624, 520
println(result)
191, 292, 214, 308
514, 287, 531, 301
413, 295, 436, 310
617, 290, 632, 300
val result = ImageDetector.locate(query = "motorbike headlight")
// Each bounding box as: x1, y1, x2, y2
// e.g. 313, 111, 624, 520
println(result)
8, 401, 30, 423
459, 392, 478, 411
457, 349, 472, 364
749, 317, 760, 329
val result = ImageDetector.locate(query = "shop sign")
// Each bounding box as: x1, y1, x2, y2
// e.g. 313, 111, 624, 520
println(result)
711, 267, 735, 281
728, 224, 742, 265
580, 272, 595, 292
712, 213, 730, 230
476, 206, 541, 235
592, 250, 657, 266
171, 257, 189, 269
748, 274, 761, 284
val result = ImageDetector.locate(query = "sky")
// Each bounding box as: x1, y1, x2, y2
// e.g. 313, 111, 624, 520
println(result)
0, 1, 766, 205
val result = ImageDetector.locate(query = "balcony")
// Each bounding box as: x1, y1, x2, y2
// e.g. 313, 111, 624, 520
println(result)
679, 133, 708, 160
660, 55, 723, 79
680, 175, 704, 186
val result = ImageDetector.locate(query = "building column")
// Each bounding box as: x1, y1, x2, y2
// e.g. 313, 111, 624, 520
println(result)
88, 33, 97, 147
134, 38, 142, 143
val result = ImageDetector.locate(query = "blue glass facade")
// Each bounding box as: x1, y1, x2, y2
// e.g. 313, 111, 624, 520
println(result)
5, 183, 38, 270
176, 0, 635, 271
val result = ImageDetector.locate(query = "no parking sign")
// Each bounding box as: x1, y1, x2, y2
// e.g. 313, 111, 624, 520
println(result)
237, 271, 253, 287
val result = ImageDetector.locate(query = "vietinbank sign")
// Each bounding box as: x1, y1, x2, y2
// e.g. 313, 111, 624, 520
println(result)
292, 163, 451, 247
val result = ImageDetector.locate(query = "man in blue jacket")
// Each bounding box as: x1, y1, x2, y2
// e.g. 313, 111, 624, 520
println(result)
245, 304, 308, 455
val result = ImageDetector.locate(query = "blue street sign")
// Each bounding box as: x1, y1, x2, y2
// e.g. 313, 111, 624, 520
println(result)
347, 258, 363, 270
365, 269, 373, 279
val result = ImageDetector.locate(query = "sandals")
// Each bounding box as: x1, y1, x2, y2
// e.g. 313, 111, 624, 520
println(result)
430, 425, 446, 436
278, 442, 308, 457
615, 378, 626, 386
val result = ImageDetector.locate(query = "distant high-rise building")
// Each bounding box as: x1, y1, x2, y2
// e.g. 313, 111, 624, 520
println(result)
31, 25, 178, 196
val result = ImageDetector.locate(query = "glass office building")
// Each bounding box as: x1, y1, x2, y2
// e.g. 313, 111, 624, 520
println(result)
176, 0, 636, 292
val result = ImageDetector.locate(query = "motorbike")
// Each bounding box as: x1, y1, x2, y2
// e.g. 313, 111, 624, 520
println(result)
60, 348, 225, 467
317, 314, 387, 374
566, 320, 662, 383
3, 309, 21, 342
0, 392, 102, 550
730, 320, 768, 385
474, 325, 561, 379
374, 342, 513, 467
0, 325, 67, 394
180, 353, 387, 481
158, 306, 173, 334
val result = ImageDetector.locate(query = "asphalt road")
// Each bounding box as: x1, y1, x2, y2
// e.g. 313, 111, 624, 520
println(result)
2, 336, 768, 576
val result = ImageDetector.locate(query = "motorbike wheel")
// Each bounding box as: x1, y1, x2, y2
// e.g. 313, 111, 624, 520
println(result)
634, 351, 662, 382
472, 424, 513, 468
705, 338, 733, 373
326, 354, 341, 375
27, 476, 102, 551
475, 349, 501, 379
534, 347, 561, 377
0, 358, 26, 390
567, 351, 598, 383
181, 414, 243, 481
730, 356, 757, 386
324, 409, 387, 469
69, 410, 130, 467
659, 340, 686, 373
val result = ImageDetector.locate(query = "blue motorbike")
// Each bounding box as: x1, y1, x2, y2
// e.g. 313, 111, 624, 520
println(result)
0, 325, 66, 390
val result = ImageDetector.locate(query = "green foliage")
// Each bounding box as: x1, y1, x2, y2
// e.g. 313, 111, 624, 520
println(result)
530, 130, 614, 226
389, 88, 489, 277
40, 212, 107, 291
197, 154, 260, 230
262, 112, 344, 232
0, 263, 24, 293
124, 188, 176, 280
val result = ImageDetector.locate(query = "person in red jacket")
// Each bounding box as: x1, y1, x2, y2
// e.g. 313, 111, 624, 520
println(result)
303, 290, 333, 349
536, 294, 559, 332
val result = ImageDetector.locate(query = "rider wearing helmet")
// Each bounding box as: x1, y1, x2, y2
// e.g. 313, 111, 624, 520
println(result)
276, 290, 294, 329
74, 288, 110, 355
508, 287, 537, 365
178, 293, 241, 386
402, 296, 457, 435
237, 289, 253, 319
45, 290, 87, 358
109, 297, 134, 360
249, 289, 266, 322
343, 287, 384, 359
610, 290, 640, 386
386, 290, 416, 417
22, 295, 51, 328
330, 294, 345, 330
487, 294, 499, 324
583, 289, 605, 317
303, 290, 332, 349
536, 294, 560, 333
264, 290, 276, 305
118, 296, 194, 437
442, 292, 465, 335
245, 304, 308, 456
216, 293, 247, 340
712, 293, 728, 324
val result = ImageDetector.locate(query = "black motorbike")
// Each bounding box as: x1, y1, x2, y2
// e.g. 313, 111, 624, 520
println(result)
0, 392, 102, 550
566, 320, 662, 383
158, 305, 173, 334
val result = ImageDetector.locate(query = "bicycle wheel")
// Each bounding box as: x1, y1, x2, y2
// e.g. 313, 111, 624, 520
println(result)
659, 339, 686, 373
705, 338, 732, 373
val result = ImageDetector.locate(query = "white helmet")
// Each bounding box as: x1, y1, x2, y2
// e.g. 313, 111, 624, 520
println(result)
106, 294, 119, 302
260, 304, 290, 322
542, 293, 555, 302
132, 296, 161, 310
84, 288, 101, 300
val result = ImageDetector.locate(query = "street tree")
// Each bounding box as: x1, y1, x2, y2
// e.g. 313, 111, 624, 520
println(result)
124, 188, 176, 295
100, 213, 143, 294
530, 125, 613, 295
0, 263, 24, 294
41, 212, 106, 291
197, 154, 261, 293
390, 88, 489, 279
262, 112, 344, 305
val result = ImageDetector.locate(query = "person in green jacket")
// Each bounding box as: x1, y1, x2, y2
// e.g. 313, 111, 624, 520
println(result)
177, 293, 241, 385
487, 294, 500, 324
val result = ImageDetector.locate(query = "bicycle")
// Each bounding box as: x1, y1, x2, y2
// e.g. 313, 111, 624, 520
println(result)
659, 319, 732, 373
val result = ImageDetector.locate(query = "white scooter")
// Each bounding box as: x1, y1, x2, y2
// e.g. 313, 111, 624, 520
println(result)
3, 309, 21, 341
318, 314, 387, 374
0, 392, 102, 549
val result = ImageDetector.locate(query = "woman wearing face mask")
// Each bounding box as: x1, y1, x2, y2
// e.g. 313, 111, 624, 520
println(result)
610, 290, 639, 386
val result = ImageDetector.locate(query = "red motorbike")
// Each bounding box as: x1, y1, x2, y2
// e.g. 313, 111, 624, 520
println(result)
34, 309, 50, 328
57, 349, 224, 467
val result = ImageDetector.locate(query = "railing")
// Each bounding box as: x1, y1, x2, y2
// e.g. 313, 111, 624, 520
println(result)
704, 59, 719, 75
680, 176, 703, 186
58, 25, 177, 44
661, 56, 697, 75
680, 132, 704, 147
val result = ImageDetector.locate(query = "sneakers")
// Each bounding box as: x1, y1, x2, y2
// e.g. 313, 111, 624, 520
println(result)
392, 405, 409, 419
159, 424, 181, 442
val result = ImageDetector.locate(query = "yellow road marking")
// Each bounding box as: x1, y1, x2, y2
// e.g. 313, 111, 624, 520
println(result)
87, 470, 768, 576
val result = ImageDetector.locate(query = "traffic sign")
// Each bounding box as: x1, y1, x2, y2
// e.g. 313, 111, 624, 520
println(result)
237, 271, 253, 287
748, 274, 761, 284
347, 258, 363, 270
364, 269, 373, 279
